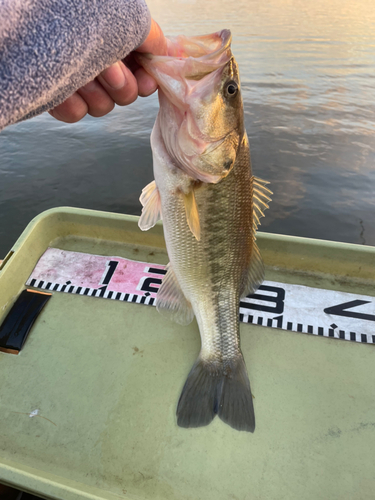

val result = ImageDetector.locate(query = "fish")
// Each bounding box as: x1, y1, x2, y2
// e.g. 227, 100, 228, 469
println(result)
137, 30, 271, 432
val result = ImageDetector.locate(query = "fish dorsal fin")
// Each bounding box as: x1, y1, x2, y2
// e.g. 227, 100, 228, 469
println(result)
156, 263, 195, 326
239, 176, 272, 298
183, 189, 201, 241
138, 180, 162, 231
240, 240, 265, 298
252, 176, 272, 234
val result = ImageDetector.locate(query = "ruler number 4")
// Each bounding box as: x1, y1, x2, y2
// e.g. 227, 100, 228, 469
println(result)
324, 300, 375, 321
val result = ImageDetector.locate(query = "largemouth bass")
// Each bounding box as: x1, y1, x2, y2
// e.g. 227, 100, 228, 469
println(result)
137, 30, 271, 432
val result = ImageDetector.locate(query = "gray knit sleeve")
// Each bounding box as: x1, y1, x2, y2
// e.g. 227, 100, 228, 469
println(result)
0, 0, 151, 131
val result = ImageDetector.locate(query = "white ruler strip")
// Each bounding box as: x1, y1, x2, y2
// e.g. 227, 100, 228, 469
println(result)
26, 248, 375, 344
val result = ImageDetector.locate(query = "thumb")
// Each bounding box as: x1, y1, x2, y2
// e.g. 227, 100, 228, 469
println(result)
136, 19, 167, 56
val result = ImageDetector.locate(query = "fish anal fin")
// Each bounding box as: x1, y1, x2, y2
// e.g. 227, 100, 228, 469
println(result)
177, 355, 255, 432
138, 180, 162, 231
183, 190, 201, 241
156, 263, 194, 326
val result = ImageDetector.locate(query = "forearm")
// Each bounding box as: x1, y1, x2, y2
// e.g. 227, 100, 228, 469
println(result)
0, 0, 151, 131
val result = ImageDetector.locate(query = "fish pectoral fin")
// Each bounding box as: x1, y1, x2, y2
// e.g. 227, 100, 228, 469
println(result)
156, 263, 194, 326
240, 240, 264, 298
138, 180, 162, 231
252, 176, 272, 233
183, 190, 201, 241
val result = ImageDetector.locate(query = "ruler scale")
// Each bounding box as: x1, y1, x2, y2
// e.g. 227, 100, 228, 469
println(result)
26, 248, 375, 344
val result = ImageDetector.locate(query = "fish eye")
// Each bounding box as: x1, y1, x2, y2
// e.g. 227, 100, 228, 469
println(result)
224, 81, 238, 98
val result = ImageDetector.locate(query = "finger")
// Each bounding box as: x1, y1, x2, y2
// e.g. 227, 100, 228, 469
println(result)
134, 67, 158, 97
97, 61, 138, 106
49, 93, 88, 123
77, 79, 115, 117
137, 19, 167, 56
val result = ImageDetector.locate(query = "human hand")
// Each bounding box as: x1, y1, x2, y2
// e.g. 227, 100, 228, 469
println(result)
48, 19, 167, 123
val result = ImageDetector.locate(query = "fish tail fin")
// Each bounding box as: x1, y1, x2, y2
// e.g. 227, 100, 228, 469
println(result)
176, 358, 218, 428
217, 355, 255, 432
176, 355, 255, 432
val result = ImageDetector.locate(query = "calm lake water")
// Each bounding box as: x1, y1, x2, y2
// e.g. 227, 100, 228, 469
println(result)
1, 0, 375, 257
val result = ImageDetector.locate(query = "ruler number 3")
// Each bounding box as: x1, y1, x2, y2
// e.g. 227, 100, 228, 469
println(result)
243, 285, 285, 314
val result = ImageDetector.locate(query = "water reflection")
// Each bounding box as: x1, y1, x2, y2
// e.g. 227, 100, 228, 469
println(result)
0, 0, 374, 255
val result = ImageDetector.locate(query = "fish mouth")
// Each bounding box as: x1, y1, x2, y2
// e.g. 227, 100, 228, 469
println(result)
168, 29, 232, 78
138, 29, 232, 71
136, 30, 232, 89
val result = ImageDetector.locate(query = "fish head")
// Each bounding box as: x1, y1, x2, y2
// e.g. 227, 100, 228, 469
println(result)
137, 30, 244, 183
183, 55, 244, 182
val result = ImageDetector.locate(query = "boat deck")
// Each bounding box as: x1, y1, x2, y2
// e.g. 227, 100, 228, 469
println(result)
0, 207, 374, 500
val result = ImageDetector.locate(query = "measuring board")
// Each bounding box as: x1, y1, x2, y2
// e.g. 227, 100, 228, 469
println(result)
26, 248, 375, 344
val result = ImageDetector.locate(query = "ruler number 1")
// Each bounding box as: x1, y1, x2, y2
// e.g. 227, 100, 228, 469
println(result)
100, 260, 119, 286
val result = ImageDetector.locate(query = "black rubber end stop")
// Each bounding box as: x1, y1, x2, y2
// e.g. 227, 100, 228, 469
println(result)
0, 289, 51, 354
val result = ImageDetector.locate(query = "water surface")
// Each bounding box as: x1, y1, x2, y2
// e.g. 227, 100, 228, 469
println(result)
1, 0, 375, 256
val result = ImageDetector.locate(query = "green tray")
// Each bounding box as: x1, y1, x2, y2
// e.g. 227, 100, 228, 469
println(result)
0, 207, 374, 500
